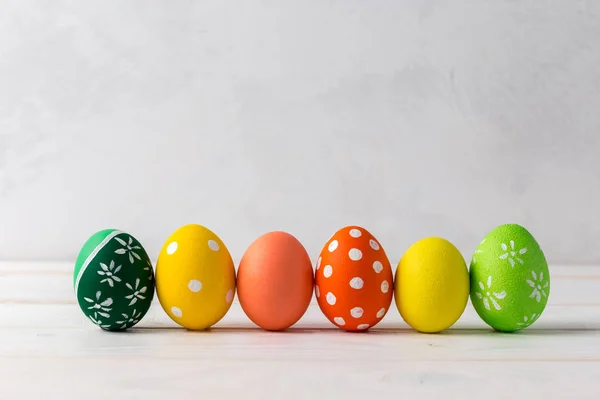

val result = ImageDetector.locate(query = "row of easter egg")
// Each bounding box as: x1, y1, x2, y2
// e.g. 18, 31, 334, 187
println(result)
74, 223, 550, 333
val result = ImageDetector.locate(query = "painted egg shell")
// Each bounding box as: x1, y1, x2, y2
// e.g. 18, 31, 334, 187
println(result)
394, 237, 469, 333
156, 224, 236, 330
237, 231, 314, 331
74, 229, 155, 331
469, 224, 549, 332
315, 226, 393, 332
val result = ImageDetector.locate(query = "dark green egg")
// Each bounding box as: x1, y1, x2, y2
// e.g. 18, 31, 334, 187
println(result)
74, 229, 155, 331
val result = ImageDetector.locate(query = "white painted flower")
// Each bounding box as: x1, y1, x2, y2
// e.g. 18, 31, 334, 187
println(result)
83, 291, 113, 319
115, 236, 142, 264
88, 315, 112, 329
97, 260, 122, 287
472, 239, 485, 264
499, 240, 527, 267
144, 259, 153, 281
516, 313, 540, 327
125, 278, 148, 306
474, 276, 506, 311
116, 309, 143, 329
526, 271, 549, 302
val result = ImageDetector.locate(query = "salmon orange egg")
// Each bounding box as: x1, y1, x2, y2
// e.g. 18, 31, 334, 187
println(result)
315, 226, 393, 332
237, 231, 314, 331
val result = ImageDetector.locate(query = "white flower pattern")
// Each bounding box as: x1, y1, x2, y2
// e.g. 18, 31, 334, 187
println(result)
499, 240, 527, 267
526, 271, 549, 302
115, 236, 142, 264
144, 259, 153, 281
516, 313, 540, 327
474, 276, 506, 311
125, 278, 148, 306
472, 239, 485, 264
97, 260, 122, 287
83, 291, 113, 319
88, 315, 112, 329
116, 309, 143, 329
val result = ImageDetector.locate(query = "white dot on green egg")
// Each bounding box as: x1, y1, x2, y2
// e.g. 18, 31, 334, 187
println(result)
167, 242, 178, 255
326, 292, 336, 305
348, 248, 362, 261
357, 324, 369, 330
373, 261, 383, 273
381, 280, 389, 293
171, 306, 183, 318
377, 308, 385, 318
349, 228, 362, 238
370, 239, 380, 251
226, 289, 233, 303
350, 307, 363, 318
328, 240, 338, 252
323, 265, 333, 278
188, 279, 202, 292
334, 317, 345, 326
208, 240, 219, 251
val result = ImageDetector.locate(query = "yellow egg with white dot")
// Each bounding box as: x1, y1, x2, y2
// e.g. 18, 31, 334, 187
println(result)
156, 224, 236, 330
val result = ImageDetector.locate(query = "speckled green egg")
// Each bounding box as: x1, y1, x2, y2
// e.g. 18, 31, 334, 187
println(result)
469, 224, 549, 332
74, 229, 155, 331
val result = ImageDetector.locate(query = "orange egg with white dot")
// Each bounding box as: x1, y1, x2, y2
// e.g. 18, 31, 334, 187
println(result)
315, 226, 393, 332
156, 224, 236, 330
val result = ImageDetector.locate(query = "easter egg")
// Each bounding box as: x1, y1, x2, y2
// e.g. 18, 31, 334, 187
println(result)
237, 231, 314, 331
315, 226, 393, 332
394, 237, 469, 333
74, 229, 155, 331
155, 224, 236, 330
469, 224, 549, 332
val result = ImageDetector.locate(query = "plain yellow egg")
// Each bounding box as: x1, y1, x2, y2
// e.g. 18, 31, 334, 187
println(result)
394, 237, 469, 333
156, 224, 236, 330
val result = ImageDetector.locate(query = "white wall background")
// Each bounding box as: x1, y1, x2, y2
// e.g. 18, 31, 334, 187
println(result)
1, 1, 599, 265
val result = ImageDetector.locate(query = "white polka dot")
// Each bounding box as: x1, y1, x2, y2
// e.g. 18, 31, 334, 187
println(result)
370, 239, 380, 251
328, 240, 339, 252
166, 242, 178, 255
350, 307, 364, 318
188, 279, 202, 292
208, 240, 219, 251
357, 324, 370, 330
348, 248, 362, 261
326, 292, 336, 305
349, 277, 364, 289
334, 317, 345, 326
171, 306, 182, 318
349, 228, 362, 238
316, 257, 322, 270
381, 280, 389, 293
377, 308, 386, 318
226, 289, 234, 303
323, 265, 333, 278
373, 261, 383, 273
315, 285, 320, 298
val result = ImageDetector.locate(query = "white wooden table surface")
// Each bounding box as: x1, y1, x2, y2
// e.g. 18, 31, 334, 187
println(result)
1, 262, 599, 399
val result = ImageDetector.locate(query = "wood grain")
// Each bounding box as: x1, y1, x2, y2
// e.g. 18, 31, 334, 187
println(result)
1, 263, 599, 399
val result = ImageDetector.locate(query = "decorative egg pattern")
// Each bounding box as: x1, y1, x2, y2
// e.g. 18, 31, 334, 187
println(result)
315, 226, 393, 332
156, 224, 236, 330
469, 224, 550, 332
74, 229, 155, 331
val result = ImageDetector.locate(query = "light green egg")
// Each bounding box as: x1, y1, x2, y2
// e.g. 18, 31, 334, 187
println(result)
469, 224, 549, 332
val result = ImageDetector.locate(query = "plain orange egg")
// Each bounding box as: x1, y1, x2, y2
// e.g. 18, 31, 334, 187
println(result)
237, 231, 314, 331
